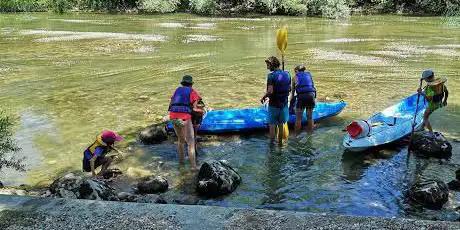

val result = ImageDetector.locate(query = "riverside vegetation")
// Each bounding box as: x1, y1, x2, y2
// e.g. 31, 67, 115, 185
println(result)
1, 0, 460, 18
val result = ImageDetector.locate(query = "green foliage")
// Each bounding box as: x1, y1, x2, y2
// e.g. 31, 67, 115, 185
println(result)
0, 112, 25, 173
319, 0, 350, 18
48, 0, 71, 13
189, 0, 217, 14
70, 0, 137, 11
139, 0, 180, 13
1, 0, 460, 22
0, 0, 47, 12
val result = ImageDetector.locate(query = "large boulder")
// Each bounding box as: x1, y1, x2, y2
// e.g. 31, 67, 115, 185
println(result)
0, 181, 3, 189
447, 169, 460, 191
409, 132, 452, 159
407, 179, 449, 210
196, 160, 242, 197
49, 173, 117, 200
137, 176, 169, 194
138, 123, 168, 144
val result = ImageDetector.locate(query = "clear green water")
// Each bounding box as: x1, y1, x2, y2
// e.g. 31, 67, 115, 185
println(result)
1, 13, 459, 220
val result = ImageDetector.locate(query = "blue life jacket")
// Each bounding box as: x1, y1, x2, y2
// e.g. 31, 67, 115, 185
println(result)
269, 70, 291, 108
296, 71, 316, 95
169, 87, 192, 114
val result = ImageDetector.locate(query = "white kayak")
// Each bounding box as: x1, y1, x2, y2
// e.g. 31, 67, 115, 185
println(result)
343, 94, 427, 152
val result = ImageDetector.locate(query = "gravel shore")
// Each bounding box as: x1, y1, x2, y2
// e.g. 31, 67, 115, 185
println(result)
1, 195, 460, 230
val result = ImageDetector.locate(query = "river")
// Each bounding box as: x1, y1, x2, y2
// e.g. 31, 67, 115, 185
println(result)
0, 12, 459, 220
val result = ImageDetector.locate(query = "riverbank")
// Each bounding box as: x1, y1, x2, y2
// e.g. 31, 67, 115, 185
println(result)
1, 0, 459, 19
1, 195, 460, 229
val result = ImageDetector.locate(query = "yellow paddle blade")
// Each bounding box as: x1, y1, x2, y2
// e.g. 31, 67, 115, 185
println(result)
276, 123, 289, 141
276, 26, 288, 53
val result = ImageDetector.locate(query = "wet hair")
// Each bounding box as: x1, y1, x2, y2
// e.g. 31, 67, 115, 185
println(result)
265, 56, 280, 71
295, 65, 306, 72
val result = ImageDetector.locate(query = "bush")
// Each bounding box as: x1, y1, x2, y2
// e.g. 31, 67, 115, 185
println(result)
48, 0, 71, 13
189, 0, 217, 14
0, 112, 25, 173
0, 0, 48, 12
281, 0, 308, 15
71, 0, 137, 12
319, 0, 350, 18
138, 0, 180, 13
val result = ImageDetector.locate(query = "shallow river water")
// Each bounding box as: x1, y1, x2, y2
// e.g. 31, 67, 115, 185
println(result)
0, 13, 459, 220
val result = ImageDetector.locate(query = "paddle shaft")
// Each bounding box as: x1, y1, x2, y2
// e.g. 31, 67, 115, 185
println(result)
408, 79, 423, 153
282, 53, 285, 70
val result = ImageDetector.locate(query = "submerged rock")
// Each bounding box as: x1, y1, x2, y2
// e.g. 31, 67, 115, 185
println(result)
161, 192, 199, 205
0, 181, 3, 189
447, 169, 460, 191
101, 168, 123, 179
117, 192, 138, 202
448, 180, 460, 191
135, 194, 167, 204
137, 176, 169, 194
196, 160, 242, 197
410, 132, 452, 159
138, 123, 168, 144
49, 173, 117, 200
407, 179, 449, 210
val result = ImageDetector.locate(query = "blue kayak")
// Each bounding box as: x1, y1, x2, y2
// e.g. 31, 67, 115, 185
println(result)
343, 93, 427, 152
167, 101, 347, 134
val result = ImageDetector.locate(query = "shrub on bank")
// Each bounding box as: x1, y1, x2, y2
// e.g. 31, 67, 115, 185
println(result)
138, 0, 181, 13
0, 0, 47, 12
189, 0, 218, 15
0, 0, 459, 19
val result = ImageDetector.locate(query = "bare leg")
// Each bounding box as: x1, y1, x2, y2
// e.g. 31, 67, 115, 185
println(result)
423, 109, 433, 133
277, 123, 284, 144
173, 123, 185, 162
99, 156, 113, 175
269, 124, 276, 142
194, 125, 199, 152
306, 107, 314, 133
295, 108, 303, 135
184, 120, 197, 170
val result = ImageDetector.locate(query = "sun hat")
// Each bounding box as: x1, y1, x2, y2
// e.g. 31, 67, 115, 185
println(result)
181, 75, 193, 85
101, 130, 121, 144
426, 77, 447, 86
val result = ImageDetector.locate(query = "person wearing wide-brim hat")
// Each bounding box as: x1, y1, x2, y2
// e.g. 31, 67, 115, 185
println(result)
168, 75, 202, 170
417, 70, 449, 136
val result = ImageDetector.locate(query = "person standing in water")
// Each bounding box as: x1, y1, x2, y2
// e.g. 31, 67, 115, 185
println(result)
290, 64, 316, 135
260, 56, 291, 143
168, 75, 201, 170
417, 70, 448, 136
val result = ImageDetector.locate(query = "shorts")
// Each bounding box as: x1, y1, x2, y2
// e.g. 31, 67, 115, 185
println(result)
82, 156, 105, 172
296, 93, 315, 109
427, 102, 442, 112
192, 112, 203, 126
268, 105, 289, 125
